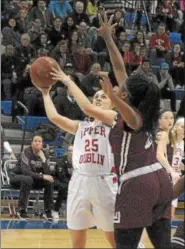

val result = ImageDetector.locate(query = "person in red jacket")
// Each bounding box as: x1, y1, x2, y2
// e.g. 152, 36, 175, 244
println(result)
149, 23, 171, 64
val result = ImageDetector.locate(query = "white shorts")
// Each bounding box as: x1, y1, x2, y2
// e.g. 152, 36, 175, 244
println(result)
172, 198, 178, 207
67, 171, 118, 232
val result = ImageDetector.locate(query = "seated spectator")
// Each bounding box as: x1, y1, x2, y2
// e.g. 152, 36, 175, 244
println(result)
68, 30, 79, 55
86, 0, 97, 20
77, 21, 91, 48
1, 126, 16, 162
124, 43, 143, 74
155, 0, 177, 32
48, 17, 68, 46
72, 43, 92, 76
14, 33, 36, 76
120, 40, 131, 56
16, 8, 30, 34
35, 32, 53, 54
53, 75, 85, 120
49, 0, 73, 21
82, 63, 101, 97
112, 10, 125, 29
157, 62, 176, 112
51, 40, 71, 69
56, 145, 73, 179
130, 30, 146, 49
149, 23, 171, 64
115, 29, 127, 51
91, 5, 104, 28
9, 134, 65, 220
62, 15, 76, 38
28, 0, 53, 29
1, 18, 20, 47
27, 18, 44, 44
1, 45, 19, 100
166, 43, 185, 88
71, 1, 90, 25
133, 58, 158, 84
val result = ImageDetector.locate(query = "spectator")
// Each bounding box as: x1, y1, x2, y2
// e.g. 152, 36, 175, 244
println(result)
82, 62, 101, 97
49, 0, 73, 20
56, 145, 73, 180
68, 30, 79, 55
71, 1, 90, 25
115, 30, 127, 51
9, 134, 54, 220
48, 17, 68, 46
133, 58, 158, 84
124, 43, 143, 74
62, 15, 76, 38
72, 43, 92, 76
27, 18, 43, 43
157, 62, 176, 112
166, 43, 185, 88
1, 18, 20, 47
53, 75, 85, 120
14, 33, 36, 76
113, 10, 125, 29
91, 5, 104, 28
120, 40, 131, 56
86, 0, 97, 21
130, 30, 146, 49
77, 21, 91, 48
51, 40, 71, 69
1, 126, 16, 162
1, 45, 19, 100
149, 23, 171, 64
28, 0, 53, 28
35, 32, 53, 54
16, 8, 30, 34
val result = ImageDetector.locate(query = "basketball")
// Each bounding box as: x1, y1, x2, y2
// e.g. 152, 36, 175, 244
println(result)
30, 56, 60, 88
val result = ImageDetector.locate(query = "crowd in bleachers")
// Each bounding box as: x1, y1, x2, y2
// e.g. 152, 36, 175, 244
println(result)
1, 0, 185, 118
1, 0, 185, 219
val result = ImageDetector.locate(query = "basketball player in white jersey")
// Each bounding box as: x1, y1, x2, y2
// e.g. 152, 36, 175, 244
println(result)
34, 78, 118, 248
171, 118, 184, 211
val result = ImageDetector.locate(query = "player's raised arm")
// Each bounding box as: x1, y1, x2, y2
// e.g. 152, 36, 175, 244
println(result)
50, 68, 117, 127
97, 12, 128, 88
100, 75, 141, 130
33, 86, 79, 135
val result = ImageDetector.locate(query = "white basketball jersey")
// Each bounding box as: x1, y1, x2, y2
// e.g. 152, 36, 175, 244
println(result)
172, 140, 184, 171
72, 120, 114, 175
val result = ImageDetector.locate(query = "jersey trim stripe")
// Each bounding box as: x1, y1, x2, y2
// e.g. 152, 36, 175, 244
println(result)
119, 131, 127, 175
122, 133, 132, 173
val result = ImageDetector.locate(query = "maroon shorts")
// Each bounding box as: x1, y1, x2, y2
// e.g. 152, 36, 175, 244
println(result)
114, 168, 173, 229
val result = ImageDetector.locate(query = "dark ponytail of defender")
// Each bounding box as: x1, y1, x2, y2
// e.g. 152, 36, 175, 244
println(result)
124, 75, 160, 138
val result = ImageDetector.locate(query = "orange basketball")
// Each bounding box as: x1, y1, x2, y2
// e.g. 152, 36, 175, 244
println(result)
30, 56, 60, 88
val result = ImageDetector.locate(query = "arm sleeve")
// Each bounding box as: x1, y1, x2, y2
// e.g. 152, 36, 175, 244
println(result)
20, 150, 42, 179
3, 141, 13, 153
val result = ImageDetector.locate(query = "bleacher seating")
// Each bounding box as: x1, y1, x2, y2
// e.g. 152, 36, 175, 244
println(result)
169, 32, 182, 45
17, 116, 51, 130
1, 101, 12, 115
124, 12, 137, 24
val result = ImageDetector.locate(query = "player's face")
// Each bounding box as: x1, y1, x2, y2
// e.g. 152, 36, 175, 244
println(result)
158, 111, 174, 131
93, 90, 112, 110
174, 122, 184, 138
32, 136, 43, 151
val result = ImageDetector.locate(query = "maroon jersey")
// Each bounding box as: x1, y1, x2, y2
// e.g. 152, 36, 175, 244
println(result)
109, 115, 157, 175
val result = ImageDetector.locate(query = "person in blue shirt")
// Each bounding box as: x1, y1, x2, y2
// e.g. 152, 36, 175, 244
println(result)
49, 0, 73, 20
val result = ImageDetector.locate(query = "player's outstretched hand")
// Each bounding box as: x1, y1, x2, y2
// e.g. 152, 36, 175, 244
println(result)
98, 72, 114, 98
50, 67, 71, 86
97, 12, 117, 39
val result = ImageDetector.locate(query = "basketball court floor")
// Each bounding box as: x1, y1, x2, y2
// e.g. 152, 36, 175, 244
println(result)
1, 218, 179, 248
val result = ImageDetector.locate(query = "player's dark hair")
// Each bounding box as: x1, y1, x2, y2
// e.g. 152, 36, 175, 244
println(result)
124, 75, 160, 137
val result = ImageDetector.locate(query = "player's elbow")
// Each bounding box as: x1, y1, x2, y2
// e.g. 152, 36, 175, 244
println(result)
48, 113, 60, 124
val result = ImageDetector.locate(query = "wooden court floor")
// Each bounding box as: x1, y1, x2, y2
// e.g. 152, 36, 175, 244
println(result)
1, 227, 176, 248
